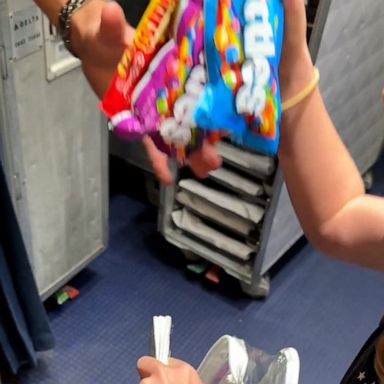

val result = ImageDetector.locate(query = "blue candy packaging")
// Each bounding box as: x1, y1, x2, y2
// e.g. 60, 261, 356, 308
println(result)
194, 0, 284, 155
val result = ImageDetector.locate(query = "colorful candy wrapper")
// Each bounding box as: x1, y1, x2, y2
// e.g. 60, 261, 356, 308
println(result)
194, 0, 284, 155
100, 0, 177, 137
104, 0, 221, 162
102, 0, 279, 161
131, 0, 205, 148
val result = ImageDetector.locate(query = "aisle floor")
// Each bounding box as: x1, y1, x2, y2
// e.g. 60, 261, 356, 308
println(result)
17, 157, 384, 384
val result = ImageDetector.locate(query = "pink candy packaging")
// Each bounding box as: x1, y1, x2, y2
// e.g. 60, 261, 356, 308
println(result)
102, 0, 221, 162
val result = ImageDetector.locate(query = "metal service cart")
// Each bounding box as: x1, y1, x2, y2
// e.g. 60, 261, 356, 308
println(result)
0, 0, 108, 299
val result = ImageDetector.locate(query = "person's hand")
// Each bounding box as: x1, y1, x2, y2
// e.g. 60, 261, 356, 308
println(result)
137, 356, 203, 384
70, 1, 221, 184
71, 0, 134, 99
142, 136, 222, 184
279, 0, 315, 120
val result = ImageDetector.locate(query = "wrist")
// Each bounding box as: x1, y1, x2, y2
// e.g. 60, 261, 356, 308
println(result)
70, 0, 106, 59
279, 49, 316, 122
280, 49, 314, 102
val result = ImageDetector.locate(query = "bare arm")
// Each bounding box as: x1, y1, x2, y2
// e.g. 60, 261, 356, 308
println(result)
278, 0, 384, 270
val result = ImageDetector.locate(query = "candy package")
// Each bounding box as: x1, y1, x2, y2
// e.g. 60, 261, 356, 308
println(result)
100, 0, 284, 160
100, 0, 177, 137
129, 0, 213, 160
198, 335, 300, 384
194, 0, 284, 155
101, 0, 222, 161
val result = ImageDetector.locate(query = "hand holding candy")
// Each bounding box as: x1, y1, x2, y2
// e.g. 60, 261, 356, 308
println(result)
100, 0, 285, 162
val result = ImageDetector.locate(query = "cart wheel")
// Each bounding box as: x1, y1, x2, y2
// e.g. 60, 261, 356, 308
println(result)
240, 274, 270, 299
182, 250, 202, 262
363, 170, 374, 191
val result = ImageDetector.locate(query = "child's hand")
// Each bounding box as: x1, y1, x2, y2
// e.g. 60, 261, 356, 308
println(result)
137, 356, 203, 384
142, 136, 221, 184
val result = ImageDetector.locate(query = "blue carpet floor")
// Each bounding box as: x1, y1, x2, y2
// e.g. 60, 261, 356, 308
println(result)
16, 156, 384, 384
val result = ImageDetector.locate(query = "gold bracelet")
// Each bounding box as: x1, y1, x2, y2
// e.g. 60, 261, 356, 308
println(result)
281, 67, 320, 112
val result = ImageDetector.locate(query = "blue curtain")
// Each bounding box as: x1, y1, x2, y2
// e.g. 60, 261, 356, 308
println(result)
0, 164, 54, 373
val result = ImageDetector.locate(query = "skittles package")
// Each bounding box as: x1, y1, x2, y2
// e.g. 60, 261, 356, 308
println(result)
194, 0, 284, 155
